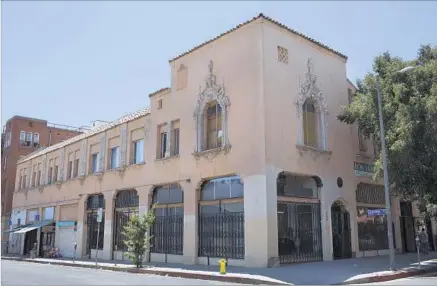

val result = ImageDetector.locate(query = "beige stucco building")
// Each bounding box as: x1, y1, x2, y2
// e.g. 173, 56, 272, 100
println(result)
8, 14, 435, 268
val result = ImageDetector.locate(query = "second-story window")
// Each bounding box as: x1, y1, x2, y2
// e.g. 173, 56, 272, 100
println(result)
172, 128, 180, 156
159, 132, 167, 159
303, 100, 317, 148
206, 101, 222, 150
26, 132, 33, 146
22, 170, 27, 189
48, 167, 53, 184
20, 131, 25, 145
37, 169, 41, 186
33, 133, 40, 147
132, 140, 144, 164
32, 168, 36, 187
67, 161, 73, 180
54, 165, 59, 182
73, 159, 79, 178
91, 153, 99, 173
110, 147, 120, 169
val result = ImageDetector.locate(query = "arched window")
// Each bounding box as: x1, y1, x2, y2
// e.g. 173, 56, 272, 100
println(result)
205, 101, 223, 150
150, 184, 184, 255
113, 190, 138, 253
198, 175, 244, 259
86, 194, 105, 254
193, 61, 230, 154
303, 100, 317, 148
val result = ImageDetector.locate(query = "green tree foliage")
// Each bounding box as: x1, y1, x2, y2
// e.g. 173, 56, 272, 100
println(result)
338, 44, 437, 218
122, 205, 156, 268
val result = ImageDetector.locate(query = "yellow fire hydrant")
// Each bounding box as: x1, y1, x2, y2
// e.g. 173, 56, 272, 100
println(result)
218, 259, 227, 275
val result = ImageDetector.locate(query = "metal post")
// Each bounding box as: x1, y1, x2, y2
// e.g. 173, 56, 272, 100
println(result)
73, 242, 77, 263
95, 221, 100, 267
416, 235, 421, 268
376, 75, 396, 270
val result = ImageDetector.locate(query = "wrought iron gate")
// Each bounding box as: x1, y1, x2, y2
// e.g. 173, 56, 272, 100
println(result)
331, 202, 352, 259
86, 194, 105, 257
277, 202, 322, 263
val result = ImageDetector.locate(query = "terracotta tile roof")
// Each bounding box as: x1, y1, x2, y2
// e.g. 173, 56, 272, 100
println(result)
148, 87, 171, 98
169, 13, 347, 63
18, 108, 150, 164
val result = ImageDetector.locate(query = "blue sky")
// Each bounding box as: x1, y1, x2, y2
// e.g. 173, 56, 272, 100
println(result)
2, 1, 436, 128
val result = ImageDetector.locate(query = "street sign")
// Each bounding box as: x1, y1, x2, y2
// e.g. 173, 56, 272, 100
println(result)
367, 209, 386, 216
8, 220, 12, 226
96, 208, 103, 223
34, 214, 40, 221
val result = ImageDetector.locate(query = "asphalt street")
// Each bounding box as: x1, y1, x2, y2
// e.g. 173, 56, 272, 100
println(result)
359, 272, 437, 285
0, 260, 234, 285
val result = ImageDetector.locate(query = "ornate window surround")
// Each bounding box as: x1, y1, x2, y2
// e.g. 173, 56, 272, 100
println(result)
295, 59, 330, 155
193, 61, 231, 159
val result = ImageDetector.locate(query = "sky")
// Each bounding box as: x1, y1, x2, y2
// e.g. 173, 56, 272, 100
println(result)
2, 1, 436, 128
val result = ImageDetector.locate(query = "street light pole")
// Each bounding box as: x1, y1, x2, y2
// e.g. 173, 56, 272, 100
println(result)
375, 75, 396, 271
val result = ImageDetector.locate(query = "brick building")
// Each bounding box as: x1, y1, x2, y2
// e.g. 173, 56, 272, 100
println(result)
1, 116, 84, 252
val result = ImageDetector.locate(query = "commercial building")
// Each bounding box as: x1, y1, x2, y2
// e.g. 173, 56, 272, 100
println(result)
1, 116, 83, 253
8, 14, 436, 267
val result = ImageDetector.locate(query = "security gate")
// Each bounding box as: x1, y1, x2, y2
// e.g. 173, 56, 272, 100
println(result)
331, 201, 352, 259
277, 202, 323, 263
85, 194, 105, 258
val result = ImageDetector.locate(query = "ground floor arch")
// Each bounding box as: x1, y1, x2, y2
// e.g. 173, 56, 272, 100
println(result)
112, 189, 139, 260
85, 193, 105, 258
276, 172, 323, 264
331, 200, 352, 260
198, 175, 244, 260
150, 184, 184, 258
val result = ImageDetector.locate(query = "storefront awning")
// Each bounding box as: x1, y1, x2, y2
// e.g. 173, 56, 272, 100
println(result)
2, 224, 31, 234
13, 220, 54, 234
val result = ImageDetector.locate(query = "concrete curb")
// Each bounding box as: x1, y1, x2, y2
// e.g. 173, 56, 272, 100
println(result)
338, 265, 437, 285
1, 256, 290, 285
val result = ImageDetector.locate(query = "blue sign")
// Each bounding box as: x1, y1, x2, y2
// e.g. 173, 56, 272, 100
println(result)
34, 214, 40, 221
8, 220, 12, 226
367, 209, 386, 216
57, 221, 76, 227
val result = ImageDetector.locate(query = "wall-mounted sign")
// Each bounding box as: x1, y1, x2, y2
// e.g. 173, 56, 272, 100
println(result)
367, 208, 386, 216
354, 162, 375, 177
57, 221, 76, 227
34, 214, 40, 221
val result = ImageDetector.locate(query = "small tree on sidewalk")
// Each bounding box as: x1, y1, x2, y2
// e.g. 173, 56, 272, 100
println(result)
122, 205, 156, 268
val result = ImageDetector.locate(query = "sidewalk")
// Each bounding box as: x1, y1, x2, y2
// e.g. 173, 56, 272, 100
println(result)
2, 252, 437, 285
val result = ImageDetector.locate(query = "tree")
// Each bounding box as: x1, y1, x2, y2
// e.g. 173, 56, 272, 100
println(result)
338, 44, 437, 218
122, 205, 156, 268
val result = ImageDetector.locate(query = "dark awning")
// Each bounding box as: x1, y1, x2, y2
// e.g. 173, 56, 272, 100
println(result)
2, 224, 32, 234
13, 220, 54, 234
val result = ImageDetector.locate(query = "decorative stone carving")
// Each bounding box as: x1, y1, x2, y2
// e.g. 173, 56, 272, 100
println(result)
295, 59, 327, 115
295, 58, 329, 150
193, 60, 231, 155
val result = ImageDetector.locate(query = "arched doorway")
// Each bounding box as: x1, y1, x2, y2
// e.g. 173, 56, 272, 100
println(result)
85, 194, 105, 258
277, 172, 323, 264
331, 200, 352, 260
112, 189, 139, 260
198, 175, 244, 260
150, 184, 184, 259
